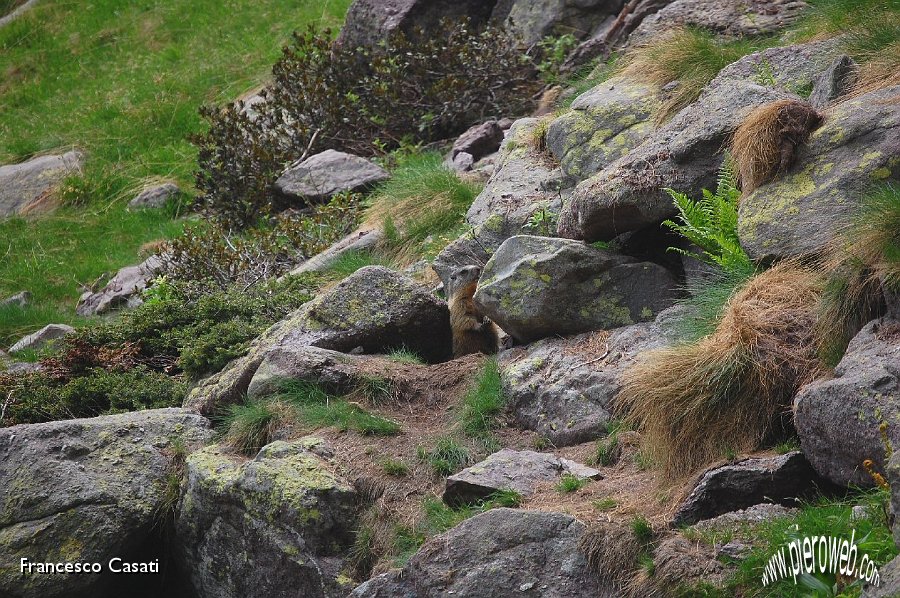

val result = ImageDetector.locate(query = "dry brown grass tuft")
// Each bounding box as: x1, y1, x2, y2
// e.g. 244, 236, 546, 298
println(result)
730, 99, 823, 194
851, 40, 900, 97
579, 520, 645, 586
616, 262, 825, 480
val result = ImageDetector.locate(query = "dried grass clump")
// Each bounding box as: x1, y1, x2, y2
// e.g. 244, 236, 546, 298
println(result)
851, 39, 900, 97
730, 99, 823, 194
616, 262, 826, 480
579, 520, 645, 585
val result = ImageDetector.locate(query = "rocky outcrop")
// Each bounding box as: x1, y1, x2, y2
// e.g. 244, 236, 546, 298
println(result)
474, 235, 679, 343
350, 508, 615, 597
1, 291, 30, 308
808, 55, 858, 110
627, 0, 807, 47
274, 149, 389, 204
8, 323, 74, 353
126, 182, 180, 210
176, 438, 357, 598
739, 85, 900, 261
287, 229, 382, 276
185, 266, 452, 414
500, 308, 675, 446
0, 409, 212, 598
547, 76, 660, 181
497, 0, 626, 46
0, 150, 82, 217
246, 345, 369, 400
671, 452, 828, 526
76, 256, 162, 317
794, 318, 900, 487
559, 39, 841, 242
433, 118, 568, 286
450, 120, 505, 164
862, 556, 900, 598
443, 449, 601, 506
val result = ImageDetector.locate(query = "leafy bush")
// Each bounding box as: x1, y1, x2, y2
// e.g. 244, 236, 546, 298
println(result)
194, 21, 539, 228
75, 274, 320, 379
662, 158, 754, 276
1, 367, 187, 426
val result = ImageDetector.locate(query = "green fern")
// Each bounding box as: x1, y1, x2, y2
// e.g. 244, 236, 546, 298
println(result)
662, 157, 754, 275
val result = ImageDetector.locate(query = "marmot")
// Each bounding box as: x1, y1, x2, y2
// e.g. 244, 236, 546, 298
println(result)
447, 265, 500, 358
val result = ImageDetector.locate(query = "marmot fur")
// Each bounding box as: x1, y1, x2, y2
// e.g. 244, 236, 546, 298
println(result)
447, 265, 500, 358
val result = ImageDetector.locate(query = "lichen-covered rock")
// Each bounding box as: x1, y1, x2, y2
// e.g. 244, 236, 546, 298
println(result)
889, 451, 900, 548
433, 118, 569, 287
185, 266, 452, 414
76, 256, 162, 316
350, 508, 615, 598
0, 151, 83, 218
808, 54, 858, 110
0, 409, 212, 598
739, 85, 900, 261
175, 438, 357, 598
500, 309, 674, 446
627, 0, 807, 47
274, 149, 389, 204
547, 77, 660, 181
8, 323, 74, 353
246, 345, 368, 400
671, 452, 829, 526
473, 235, 679, 343
559, 39, 841, 242
444, 449, 601, 506
497, 0, 625, 46
794, 318, 900, 487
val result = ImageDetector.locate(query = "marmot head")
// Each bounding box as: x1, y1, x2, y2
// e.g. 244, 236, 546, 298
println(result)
447, 265, 481, 297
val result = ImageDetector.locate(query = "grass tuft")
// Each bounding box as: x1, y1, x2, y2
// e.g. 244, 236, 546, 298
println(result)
220, 398, 291, 456
460, 358, 505, 439
417, 436, 471, 477
386, 346, 425, 365
617, 263, 825, 479
323, 250, 396, 281
556, 473, 588, 493
379, 457, 410, 477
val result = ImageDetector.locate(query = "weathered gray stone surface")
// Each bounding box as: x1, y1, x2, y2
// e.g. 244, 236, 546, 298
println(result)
795, 318, 900, 487
350, 508, 616, 598
627, 0, 807, 47
433, 118, 569, 287
474, 235, 679, 343
861, 555, 900, 598
692, 503, 799, 534
0, 409, 212, 598
126, 182, 179, 210
547, 76, 660, 181
246, 345, 366, 400
287, 229, 382, 276
559, 39, 841, 242
8, 323, 74, 353
76, 256, 162, 316
185, 266, 452, 414
0, 291, 30, 308
175, 438, 357, 598
500, 309, 674, 446
451, 120, 505, 162
0, 151, 82, 217
444, 449, 601, 506
274, 149, 389, 203
739, 85, 900, 261
672, 452, 827, 526
809, 54, 858, 109
497, 0, 625, 45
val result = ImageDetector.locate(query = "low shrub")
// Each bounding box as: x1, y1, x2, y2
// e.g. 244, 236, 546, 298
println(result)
194, 21, 539, 228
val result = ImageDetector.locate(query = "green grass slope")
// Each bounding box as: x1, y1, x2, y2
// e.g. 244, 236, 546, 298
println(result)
0, 0, 351, 346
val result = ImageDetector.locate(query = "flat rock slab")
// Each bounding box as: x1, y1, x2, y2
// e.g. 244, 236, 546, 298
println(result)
444, 449, 601, 506
672, 452, 828, 526
350, 508, 616, 598
76, 256, 162, 316
474, 235, 679, 343
0, 151, 82, 217
274, 149, 389, 203
8, 323, 74, 353
795, 318, 900, 486
0, 409, 212, 598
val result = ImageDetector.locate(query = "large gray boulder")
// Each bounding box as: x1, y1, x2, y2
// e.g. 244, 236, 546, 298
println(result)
558, 39, 841, 242
433, 118, 569, 287
627, 0, 807, 47
175, 438, 358, 598
350, 508, 615, 598
450, 120, 505, 163
794, 318, 900, 487
0, 409, 212, 598
862, 556, 900, 598
0, 151, 83, 217
474, 235, 679, 343
671, 452, 829, 526
496, 0, 626, 46
76, 255, 162, 316
500, 308, 675, 446
739, 85, 900, 261
546, 76, 661, 181
274, 149, 389, 204
185, 266, 452, 414
444, 449, 601, 506
336, 0, 497, 49
8, 323, 74, 353
126, 182, 180, 210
